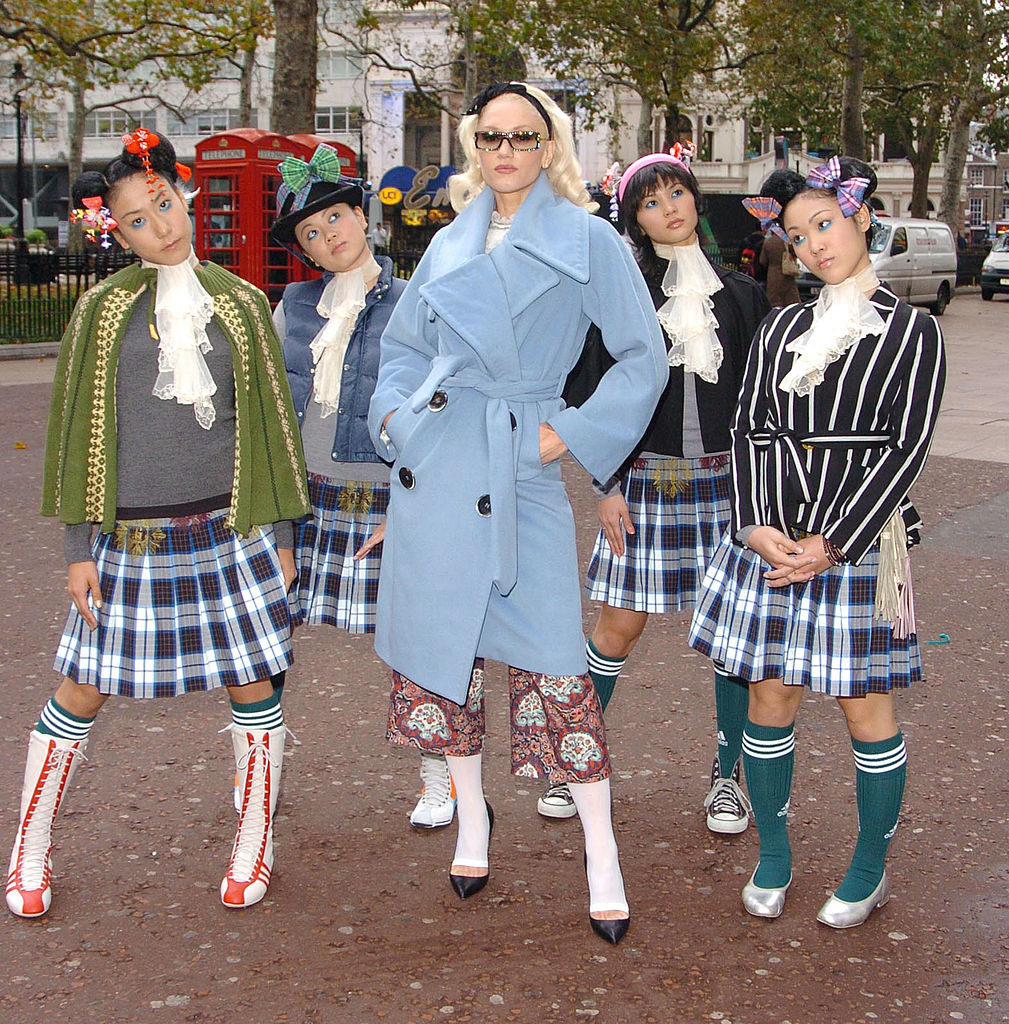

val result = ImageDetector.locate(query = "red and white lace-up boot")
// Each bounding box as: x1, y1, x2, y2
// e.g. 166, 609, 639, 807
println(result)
7, 731, 87, 918
220, 724, 285, 908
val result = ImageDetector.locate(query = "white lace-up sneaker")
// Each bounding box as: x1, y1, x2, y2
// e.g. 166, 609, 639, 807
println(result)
703, 757, 751, 835
7, 731, 87, 918
410, 754, 457, 829
537, 781, 578, 820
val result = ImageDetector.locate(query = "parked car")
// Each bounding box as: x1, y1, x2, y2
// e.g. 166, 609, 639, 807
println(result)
797, 218, 957, 315
980, 234, 1009, 301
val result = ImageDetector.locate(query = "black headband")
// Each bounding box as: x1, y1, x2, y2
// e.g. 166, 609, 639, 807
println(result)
465, 82, 554, 139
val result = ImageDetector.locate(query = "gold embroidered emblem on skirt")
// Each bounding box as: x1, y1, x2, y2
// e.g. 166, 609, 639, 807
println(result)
651, 458, 694, 498
337, 482, 374, 515
114, 522, 168, 555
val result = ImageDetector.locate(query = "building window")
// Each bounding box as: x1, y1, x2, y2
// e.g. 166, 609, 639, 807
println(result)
1002, 198, 1009, 220
318, 49, 363, 79
166, 109, 252, 135
315, 106, 362, 134
80, 109, 141, 138
0, 114, 55, 140
969, 166, 984, 185
970, 196, 984, 226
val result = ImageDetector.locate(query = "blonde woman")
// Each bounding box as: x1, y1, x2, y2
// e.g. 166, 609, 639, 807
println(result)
369, 81, 667, 943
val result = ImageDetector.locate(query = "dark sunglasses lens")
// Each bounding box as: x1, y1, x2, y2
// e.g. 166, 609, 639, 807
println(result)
475, 131, 501, 151
512, 132, 540, 150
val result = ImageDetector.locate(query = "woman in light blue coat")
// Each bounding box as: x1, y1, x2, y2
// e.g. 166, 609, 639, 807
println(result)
369, 82, 667, 944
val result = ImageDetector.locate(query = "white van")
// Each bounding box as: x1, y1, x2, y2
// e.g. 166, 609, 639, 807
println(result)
798, 218, 957, 315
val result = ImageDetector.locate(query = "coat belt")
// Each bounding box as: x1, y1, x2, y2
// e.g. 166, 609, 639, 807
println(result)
407, 355, 560, 596
749, 426, 892, 528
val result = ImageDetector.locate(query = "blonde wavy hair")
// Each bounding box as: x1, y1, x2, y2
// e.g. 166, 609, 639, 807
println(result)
448, 82, 597, 213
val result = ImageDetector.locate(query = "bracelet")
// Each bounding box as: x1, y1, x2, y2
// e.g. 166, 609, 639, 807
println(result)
823, 537, 845, 566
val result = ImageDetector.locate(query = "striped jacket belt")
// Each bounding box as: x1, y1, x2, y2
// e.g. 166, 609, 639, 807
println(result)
748, 426, 893, 530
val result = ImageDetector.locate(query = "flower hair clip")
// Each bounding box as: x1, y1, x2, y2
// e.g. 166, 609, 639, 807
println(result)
122, 126, 161, 193
71, 196, 118, 248
668, 140, 696, 168
742, 195, 788, 242
599, 161, 622, 221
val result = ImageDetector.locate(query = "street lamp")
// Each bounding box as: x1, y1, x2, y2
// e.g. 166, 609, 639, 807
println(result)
11, 61, 27, 248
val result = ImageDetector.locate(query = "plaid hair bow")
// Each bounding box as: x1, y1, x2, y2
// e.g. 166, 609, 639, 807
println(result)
806, 156, 871, 218
277, 144, 344, 211
742, 196, 788, 242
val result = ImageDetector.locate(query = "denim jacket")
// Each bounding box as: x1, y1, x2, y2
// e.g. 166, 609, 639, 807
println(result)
280, 256, 406, 463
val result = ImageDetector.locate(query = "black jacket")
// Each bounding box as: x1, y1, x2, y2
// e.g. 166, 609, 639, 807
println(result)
564, 256, 770, 460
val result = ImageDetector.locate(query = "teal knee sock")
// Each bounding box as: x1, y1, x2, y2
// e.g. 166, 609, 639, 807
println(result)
742, 721, 795, 888
714, 670, 748, 777
231, 689, 283, 731
835, 732, 906, 902
37, 697, 95, 742
585, 638, 626, 713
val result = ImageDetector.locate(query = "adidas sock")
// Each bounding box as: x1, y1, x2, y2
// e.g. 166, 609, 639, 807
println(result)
231, 689, 284, 732
37, 697, 95, 742
835, 732, 907, 902
742, 720, 795, 888
714, 670, 748, 778
586, 638, 626, 713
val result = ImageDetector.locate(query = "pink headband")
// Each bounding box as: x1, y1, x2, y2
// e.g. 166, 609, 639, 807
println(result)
616, 143, 694, 203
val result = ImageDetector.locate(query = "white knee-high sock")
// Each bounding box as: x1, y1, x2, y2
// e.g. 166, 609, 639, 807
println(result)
568, 778, 628, 915
445, 754, 489, 869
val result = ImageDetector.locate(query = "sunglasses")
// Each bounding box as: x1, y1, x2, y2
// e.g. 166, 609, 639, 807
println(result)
474, 130, 543, 152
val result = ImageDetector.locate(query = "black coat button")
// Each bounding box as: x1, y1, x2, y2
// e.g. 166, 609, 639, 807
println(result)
476, 494, 492, 517
399, 467, 415, 489
428, 389, 448, 412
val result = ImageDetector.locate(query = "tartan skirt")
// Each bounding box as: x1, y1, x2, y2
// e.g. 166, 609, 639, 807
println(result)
687, 535, 922, 696
585, 455, 731, 613
288, 474, 388, 633
54, 510, 293, 698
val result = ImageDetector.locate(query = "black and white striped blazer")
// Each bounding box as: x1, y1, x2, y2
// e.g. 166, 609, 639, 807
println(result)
730, 285, 946, 564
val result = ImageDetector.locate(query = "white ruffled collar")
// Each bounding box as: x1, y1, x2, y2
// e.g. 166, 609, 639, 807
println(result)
310, 254, 382, 418
142, 250, 217, 429
779, 264, 884, 396
653, 241, 724, 383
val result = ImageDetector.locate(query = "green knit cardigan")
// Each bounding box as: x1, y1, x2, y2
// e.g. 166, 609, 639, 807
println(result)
41, 261, 311, 536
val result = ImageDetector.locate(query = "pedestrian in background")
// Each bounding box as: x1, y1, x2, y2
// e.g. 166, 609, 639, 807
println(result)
690, 157, 945, 927
759, 229, 801, 306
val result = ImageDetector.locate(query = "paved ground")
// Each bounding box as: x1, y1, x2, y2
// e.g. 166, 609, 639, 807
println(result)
0, 293, 1006, 1024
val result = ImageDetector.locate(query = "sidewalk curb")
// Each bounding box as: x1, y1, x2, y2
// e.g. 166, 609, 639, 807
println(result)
0, 342, 60, 361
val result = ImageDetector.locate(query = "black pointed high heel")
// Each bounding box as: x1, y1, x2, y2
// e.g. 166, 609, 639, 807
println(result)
449, 802, 494, 899
584, 852, 630, 945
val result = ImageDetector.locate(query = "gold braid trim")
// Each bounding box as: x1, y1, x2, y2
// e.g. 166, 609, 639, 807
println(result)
650, 458, 694, 498
53, 290, 95, 514
234, 286, 309, 509
210, 292, 248, 532
84, 287, 139, 521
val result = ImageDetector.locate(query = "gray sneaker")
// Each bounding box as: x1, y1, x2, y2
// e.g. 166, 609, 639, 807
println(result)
536, 781, 578, 819
703, 757, 750, 835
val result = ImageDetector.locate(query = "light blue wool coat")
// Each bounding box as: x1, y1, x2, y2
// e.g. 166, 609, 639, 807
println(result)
368, 172, 668, 703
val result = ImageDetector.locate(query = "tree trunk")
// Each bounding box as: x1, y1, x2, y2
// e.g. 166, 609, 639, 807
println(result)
906, 117, 939, 219
67, 68, 87, 253
840, 23, 866, 159
636, 96, 653, 154
939, 100, 972, 240
238, 44, 256, 128
270, 0, 318, 134
662, 104, 680, 151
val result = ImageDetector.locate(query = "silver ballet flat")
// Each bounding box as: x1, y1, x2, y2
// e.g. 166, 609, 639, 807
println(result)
816, 871, 890, 929
742, 867, 791, 918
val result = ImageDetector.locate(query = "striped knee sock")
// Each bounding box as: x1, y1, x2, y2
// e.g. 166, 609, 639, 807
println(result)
835, 732, 907, 902
714, 670, 748, 778
231, 690, 284, 732
742, 721, 795, 888
585, 639, 626, 713
37, 697, 95, 742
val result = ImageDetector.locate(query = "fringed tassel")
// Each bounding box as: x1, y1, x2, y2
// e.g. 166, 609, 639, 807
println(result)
874, 511, 915, 637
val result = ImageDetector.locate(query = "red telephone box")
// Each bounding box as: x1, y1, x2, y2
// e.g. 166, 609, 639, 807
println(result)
193, 131, 357, 305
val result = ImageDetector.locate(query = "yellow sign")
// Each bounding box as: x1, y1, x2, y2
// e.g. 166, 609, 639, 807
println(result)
379, 186, 403, 205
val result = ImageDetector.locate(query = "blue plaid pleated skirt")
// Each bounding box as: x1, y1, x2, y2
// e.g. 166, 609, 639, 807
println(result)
54, 510, 293, 698
585, 455, 731, 613
687, 535, 922, 696
287, 474, 387, 633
